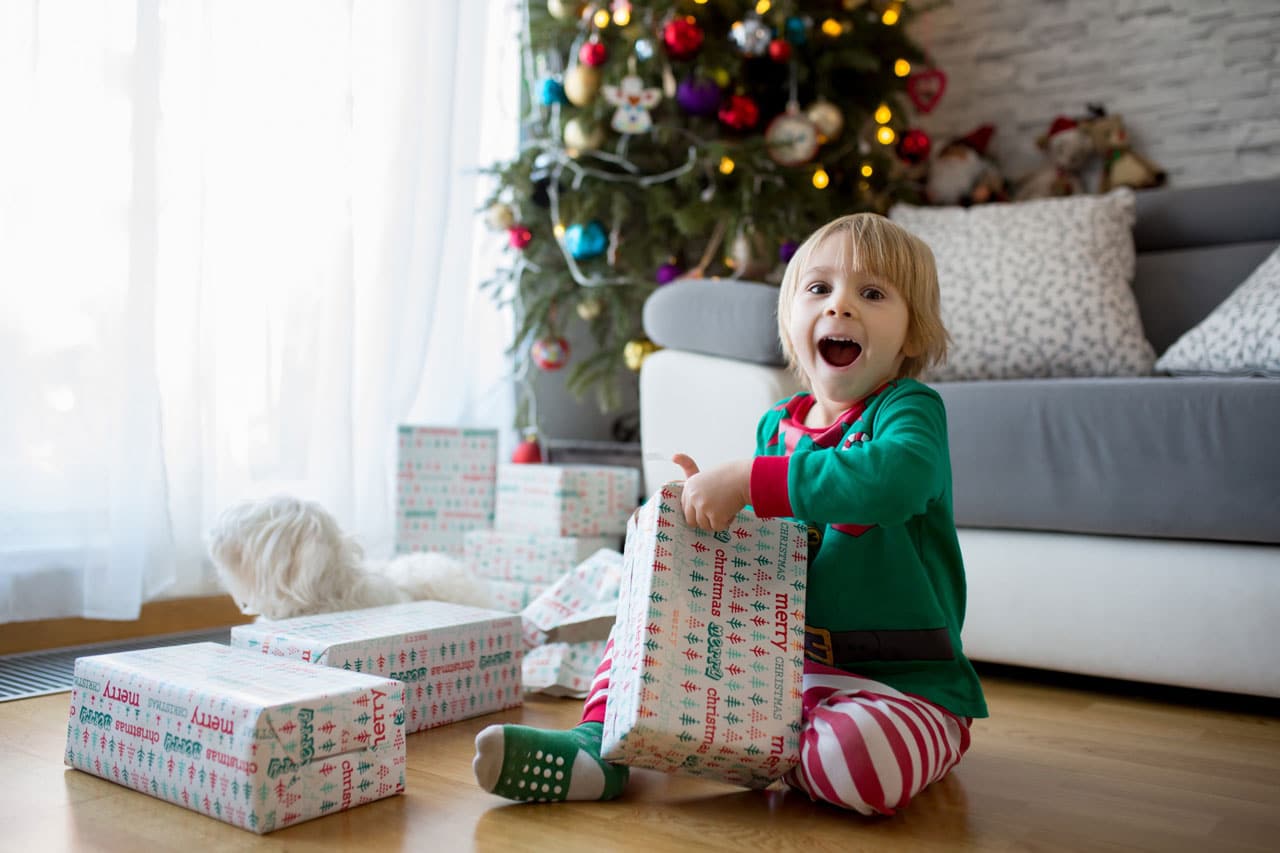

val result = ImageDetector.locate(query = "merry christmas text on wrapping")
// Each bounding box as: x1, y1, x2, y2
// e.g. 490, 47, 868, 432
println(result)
601, 482, 808, 789
231, 601, 521, 733
64, 642, 406, 834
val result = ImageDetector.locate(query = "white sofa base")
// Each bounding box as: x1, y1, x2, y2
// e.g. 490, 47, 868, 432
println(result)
640, 349, 1280, 698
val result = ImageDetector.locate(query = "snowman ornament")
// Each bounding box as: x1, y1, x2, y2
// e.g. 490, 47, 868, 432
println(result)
602, 74, 662, 134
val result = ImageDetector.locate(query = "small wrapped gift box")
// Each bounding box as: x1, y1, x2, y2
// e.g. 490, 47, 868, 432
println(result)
494, 463, 640, 537
486, 579, 551, 613
396, 425, 498, 556
231, 601, 522, 733
464, 529, 619, 584
601, 482, 809, 789
64, 643, 406, 834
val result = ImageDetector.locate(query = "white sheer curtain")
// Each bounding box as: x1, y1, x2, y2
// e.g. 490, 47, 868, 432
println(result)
0, 0, 518, 622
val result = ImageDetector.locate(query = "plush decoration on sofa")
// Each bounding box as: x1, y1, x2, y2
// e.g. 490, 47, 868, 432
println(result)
1015, 115, 1096, 201
924, 124, 1009, 207
1083, 106, 1167, 193
1155, 247, 1280, 376
889, 190, 1157, 382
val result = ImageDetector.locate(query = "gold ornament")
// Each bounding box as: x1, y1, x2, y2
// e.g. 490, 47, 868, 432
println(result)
563, 65, 602, 107
484, 202, 515, 231
576, 297, 603, 321
563, 117, 604, 154
624, 337, 661, 371
806, 99, 845, 143
546, 0, 582, 20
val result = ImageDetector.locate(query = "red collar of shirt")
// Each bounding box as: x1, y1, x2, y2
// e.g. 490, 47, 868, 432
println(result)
777, 383, 892, 452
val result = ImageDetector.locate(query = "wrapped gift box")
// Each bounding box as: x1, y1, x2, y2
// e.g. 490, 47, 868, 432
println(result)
231, 601, 522, 733
494, 464, 640, 537
464, 529, 619, 584
520, 548, 623, 649
523, 640, 609, 699
64, 642, 406, 834
396, 426, 497, 556
601, 482, 809, 789
486, 579, 551, 613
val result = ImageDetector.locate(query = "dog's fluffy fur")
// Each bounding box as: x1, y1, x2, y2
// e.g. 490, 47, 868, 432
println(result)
207, 495, 493, 620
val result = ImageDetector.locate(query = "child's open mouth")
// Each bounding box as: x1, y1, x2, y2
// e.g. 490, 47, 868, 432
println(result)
819, 336, 862, 367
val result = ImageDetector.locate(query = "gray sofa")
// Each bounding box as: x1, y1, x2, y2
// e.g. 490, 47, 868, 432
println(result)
638, 178, 1280, 699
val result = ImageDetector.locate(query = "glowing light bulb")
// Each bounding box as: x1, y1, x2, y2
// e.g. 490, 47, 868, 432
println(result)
894, 59, 911, 77
821, 18, 842, 36
877, 126, 897, 145
756, 0, 772, 13
554, 223, 567, 238
719, 156, 736, 175
612, 5, 631, 26
593, 8, 610, 27
875, 104, 892, 124
860, 164, 873, 177
812, 168, 830, 189
882, 5, 901, 25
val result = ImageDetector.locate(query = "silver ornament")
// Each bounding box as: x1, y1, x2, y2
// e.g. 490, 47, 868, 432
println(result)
730, 17, 772, 58
806, 99, 845, 142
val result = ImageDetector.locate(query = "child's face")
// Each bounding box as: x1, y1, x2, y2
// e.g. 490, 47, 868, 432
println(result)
787, 236, 915, 418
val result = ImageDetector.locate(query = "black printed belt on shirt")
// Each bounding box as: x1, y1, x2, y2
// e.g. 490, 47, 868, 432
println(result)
804, 625, 955, 665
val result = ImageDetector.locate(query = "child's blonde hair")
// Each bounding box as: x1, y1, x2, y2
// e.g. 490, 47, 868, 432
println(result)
777, 213, 949, 382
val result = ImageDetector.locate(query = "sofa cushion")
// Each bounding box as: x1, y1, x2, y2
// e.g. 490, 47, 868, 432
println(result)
644, 278, 784, 366
938, 377, 1280, 544
1153, 247, 1280, 377
890, 191, 1156, 382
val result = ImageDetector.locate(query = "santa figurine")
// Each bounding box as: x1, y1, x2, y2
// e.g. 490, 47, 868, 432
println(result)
925, 124, 1008, 207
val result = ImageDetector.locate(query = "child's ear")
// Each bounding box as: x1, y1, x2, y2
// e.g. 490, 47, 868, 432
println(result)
902, 333, 923, 359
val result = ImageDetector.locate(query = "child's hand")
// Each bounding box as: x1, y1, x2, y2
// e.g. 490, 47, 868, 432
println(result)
672, 454, 752, 532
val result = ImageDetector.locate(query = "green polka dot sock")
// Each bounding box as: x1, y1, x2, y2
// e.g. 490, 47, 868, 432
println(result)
472, 721, 629, 802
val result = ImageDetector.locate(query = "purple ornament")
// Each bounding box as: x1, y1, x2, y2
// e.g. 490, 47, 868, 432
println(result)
779, 240, 800, 263
655, 262, 683, 284
675, 76, 722, 117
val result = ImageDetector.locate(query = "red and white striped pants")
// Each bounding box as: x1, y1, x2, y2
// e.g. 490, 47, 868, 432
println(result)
581, 641, 972, 815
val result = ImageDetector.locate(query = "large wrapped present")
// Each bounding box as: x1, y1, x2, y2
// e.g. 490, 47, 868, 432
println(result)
601, 482, 809, 789
520, 548, 623, 649
396, 426, 497, 556
231, 601, 522, 733
494, 463, 640, 537
464, 529, 619, 584
64, 643, 405, 834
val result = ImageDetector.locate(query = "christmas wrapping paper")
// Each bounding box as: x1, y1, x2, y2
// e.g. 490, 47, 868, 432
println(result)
522, 641, 609, 699
396, 426, 497, 557
464, 529, 620, 584
486, 579, 551, 613
64, 642, 406, 834
601, 482, 809, 789
230, 601, 522, 733
494, 463, 640, 537
520, 548, 623, 649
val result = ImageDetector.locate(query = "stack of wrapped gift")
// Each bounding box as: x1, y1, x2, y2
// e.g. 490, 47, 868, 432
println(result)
395, 426, 498, 557
468, 463, 639, 612
601, 482, 809, 789
64, 643, 406, 834
231, 601, 522, 732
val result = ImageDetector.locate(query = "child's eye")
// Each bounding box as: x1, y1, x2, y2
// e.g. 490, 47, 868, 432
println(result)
805, 281, 830, 294
861, 287, 886, 301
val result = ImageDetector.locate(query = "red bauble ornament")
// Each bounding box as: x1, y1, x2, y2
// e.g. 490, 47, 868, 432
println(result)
531, 337, 570, 371
508, 225, 533, 250
579, 40, 607, 68
717, 94, 760, 131
511, 431, 543, 464
897, 128, 932, 165
662, 18, 704, 61
767, 39, 792, 63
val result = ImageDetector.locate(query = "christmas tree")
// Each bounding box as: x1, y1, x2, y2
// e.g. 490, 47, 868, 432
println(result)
483, 0, 938, 419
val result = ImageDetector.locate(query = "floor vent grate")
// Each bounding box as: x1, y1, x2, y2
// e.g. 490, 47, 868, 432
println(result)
0, 628, 232, 703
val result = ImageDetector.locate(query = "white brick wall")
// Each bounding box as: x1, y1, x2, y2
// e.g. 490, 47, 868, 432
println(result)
913, 0, 1280, 189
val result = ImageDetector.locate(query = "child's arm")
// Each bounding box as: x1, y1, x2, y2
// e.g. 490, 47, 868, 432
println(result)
753, 388, 949, 527
672, 454, 752, 532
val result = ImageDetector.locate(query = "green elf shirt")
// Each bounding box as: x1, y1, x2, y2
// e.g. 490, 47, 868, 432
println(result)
749, 378, 988, 719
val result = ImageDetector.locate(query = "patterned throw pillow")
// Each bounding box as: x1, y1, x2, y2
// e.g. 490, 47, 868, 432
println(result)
1155, 247, 1280, 376
890, 191, 1156, 382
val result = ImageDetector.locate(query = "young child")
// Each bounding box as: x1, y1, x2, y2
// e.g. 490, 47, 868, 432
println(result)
473, 213, 988, 815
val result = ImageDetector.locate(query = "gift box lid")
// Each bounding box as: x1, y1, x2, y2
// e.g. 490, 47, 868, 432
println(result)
71, 642, 404, 766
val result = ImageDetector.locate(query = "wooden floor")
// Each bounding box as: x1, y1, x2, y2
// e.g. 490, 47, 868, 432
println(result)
3, 668, 1277, 852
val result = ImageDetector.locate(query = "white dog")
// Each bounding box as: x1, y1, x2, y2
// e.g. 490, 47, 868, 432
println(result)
207, 495, 493, 620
